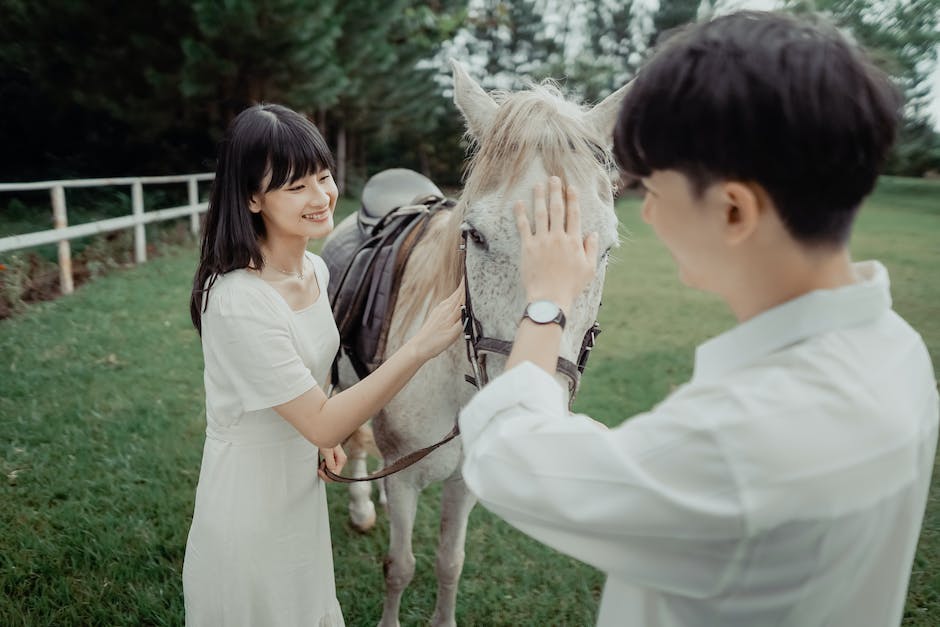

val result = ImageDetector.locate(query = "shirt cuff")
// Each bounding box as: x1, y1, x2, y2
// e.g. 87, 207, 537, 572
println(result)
458, 361, 568, 446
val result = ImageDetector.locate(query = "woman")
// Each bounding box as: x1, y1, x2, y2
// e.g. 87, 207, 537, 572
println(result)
183, 103, 462, 626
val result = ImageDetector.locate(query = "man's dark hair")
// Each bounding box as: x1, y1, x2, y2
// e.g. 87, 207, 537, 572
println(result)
614, 11, 902, 245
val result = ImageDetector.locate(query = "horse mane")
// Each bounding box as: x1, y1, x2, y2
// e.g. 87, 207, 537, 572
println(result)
394, 81, 614, 335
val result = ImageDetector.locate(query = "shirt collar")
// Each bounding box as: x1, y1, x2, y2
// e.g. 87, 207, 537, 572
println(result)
692, 261, 892, 384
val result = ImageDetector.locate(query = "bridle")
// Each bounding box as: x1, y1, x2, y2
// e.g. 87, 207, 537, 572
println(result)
318, 226, 602, 483
458, 230, 601, 406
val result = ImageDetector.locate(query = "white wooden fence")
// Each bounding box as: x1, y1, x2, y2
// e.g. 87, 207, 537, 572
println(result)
0, 173, 214, 294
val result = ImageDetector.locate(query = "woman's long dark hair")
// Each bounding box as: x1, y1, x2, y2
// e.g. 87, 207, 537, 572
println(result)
190, 103, 336, 334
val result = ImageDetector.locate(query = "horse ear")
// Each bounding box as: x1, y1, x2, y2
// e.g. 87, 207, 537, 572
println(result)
450, 59, 497, 139
584, 82, 632, 142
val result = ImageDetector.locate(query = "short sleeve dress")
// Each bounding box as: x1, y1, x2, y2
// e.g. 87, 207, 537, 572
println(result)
183, 252, 344, 627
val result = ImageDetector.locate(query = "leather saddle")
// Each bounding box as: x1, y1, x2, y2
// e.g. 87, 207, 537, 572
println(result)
321, 168, 456, 379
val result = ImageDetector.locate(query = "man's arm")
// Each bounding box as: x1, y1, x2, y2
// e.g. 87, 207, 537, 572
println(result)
459, 363, 744, 595
459, 177, 744, 595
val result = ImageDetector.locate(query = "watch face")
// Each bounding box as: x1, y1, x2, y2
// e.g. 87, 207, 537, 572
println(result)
528, 300, 560, 323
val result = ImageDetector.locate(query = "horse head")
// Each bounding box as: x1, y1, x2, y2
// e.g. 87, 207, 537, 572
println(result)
448, 60, 625, 399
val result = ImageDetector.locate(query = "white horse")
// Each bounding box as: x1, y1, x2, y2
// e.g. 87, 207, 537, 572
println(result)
328, 61, 625, 627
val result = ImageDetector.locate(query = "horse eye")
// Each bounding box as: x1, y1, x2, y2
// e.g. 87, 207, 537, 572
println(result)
461, 223, 487, 248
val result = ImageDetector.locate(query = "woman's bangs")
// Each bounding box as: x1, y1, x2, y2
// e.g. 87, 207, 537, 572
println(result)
263, 122, 334, 192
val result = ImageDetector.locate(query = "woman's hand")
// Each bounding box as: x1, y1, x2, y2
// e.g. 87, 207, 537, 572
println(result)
408, 282, 465, 362
515, 176, 599, 314
318, 445, 348, 482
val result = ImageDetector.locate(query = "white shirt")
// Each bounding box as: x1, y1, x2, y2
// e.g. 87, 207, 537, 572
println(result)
459, 261, 938, 627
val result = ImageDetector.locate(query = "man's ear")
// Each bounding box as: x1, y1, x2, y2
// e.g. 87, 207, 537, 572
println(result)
721, 181, 764, 245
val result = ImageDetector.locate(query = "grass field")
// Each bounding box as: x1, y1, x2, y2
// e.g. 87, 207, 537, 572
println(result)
1, 178, 938, 625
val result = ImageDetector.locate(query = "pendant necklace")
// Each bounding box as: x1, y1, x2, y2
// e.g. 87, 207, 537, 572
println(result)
272, 257, 306, 280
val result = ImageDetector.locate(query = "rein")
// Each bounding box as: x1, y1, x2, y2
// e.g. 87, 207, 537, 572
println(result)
319, 227, 601, 483
319, 422, 460, 483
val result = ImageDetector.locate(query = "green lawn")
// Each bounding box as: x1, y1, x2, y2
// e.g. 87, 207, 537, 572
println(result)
1, 178, 938, 625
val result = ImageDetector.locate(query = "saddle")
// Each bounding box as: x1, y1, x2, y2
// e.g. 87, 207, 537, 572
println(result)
321, 168, 456, 380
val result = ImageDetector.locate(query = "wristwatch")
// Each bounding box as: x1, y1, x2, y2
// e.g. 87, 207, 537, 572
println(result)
522, 300, 566, 329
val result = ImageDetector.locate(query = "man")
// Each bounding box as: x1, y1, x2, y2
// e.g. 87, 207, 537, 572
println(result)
458, 11, 938, 626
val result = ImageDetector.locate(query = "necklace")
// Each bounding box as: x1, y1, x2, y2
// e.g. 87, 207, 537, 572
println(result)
272, 257, 306, 280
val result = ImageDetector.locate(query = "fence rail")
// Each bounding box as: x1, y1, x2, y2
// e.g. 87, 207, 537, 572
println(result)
0, 173, 214, 294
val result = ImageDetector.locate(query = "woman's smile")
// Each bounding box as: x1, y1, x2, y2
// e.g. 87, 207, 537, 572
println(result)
302, 209, 331, 223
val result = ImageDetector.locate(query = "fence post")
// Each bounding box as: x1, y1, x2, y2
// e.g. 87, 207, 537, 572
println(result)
132, 180, 146, 263
51, 185, 74, 295
188, 177, 200, 236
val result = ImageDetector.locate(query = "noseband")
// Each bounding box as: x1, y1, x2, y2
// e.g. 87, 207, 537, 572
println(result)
459, 231, 600, 406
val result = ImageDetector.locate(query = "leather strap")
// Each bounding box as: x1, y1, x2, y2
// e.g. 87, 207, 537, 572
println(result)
464, 336, 601, 394
458, 231, 602, 403
318, 423, 460, 483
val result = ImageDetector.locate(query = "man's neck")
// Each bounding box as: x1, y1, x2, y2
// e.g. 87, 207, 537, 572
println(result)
726, 245, 855, 323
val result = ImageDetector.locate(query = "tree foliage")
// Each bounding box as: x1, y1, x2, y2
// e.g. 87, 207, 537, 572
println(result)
181, 0, 347, 126
0, 0, 937, 182
791, 0, 940, 117
786, 0, 940, 174
327, 1, 467, 189
649, 0, 702, 47
0, 0, 467, 182
568, 0, 639, 103
0, 0, 202, 177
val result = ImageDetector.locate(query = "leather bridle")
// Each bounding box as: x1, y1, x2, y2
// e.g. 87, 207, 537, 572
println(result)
458, 230, 601, 406
319, 228, 601, 483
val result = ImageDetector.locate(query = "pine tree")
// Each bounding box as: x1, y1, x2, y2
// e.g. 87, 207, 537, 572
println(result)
327, 0, 467, 190
0, 0, 202, 176
181, 0, 347, 131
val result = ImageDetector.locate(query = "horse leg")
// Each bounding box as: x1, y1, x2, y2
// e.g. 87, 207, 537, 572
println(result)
430, 475, 477, 627
379, 475, 420, 627
378, 471, 388, 508
346, 425, 378, 532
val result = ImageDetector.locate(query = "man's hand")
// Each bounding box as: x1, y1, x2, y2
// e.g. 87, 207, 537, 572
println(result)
505, 177, 600, 377
515, 176, 599, 315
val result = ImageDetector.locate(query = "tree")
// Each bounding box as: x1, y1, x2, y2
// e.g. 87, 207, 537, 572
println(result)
888, 118, 940, 175
792, 0, 940, 118
0, 0, 472, 183
305, 1, 468, 191
181, 0, 347, 132
456, 0, 563, 89
0, 0, 203, 177
648, 0, 702, 47
567, 0, 639, 103
787, 0, 940, 175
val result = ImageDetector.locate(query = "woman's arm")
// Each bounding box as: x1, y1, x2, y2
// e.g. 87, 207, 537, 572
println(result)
274, 285, 463, 448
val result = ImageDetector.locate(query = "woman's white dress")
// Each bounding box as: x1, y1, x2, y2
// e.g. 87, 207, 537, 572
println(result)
183, 252, 344, 626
